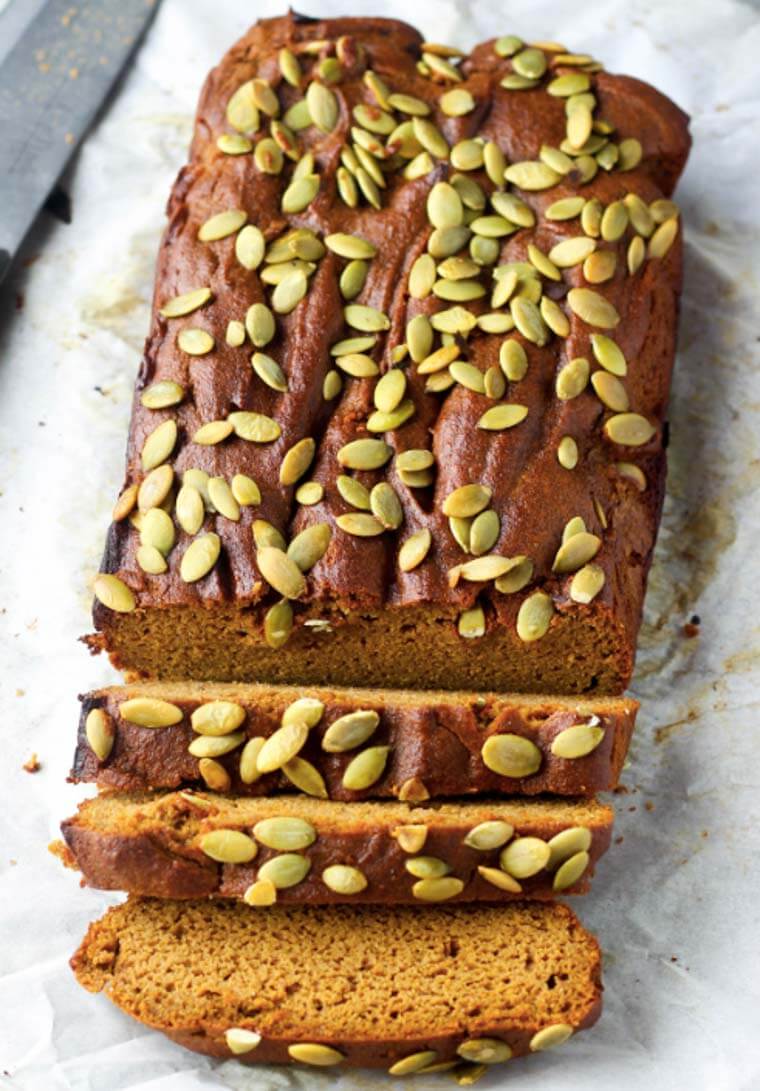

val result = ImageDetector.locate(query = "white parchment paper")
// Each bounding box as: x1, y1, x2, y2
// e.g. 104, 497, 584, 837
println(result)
1, 0, 759, 1087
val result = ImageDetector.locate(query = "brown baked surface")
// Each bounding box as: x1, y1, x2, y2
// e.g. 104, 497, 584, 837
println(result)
72, 896, 602, 1070
57, 789, 613, 903
73, 681, 636, 798
87, 12, 690, 693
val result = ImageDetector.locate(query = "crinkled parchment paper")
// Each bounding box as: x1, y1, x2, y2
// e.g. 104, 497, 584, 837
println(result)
1, 0, 759, 1087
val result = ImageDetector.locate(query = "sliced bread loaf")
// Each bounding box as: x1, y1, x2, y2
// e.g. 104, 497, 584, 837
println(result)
55, 790, 613, 904
72, 897, 602, 1071
73, 681, 637, 799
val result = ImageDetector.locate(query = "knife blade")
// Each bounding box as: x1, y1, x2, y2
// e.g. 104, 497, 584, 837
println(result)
0, 0, 160, 285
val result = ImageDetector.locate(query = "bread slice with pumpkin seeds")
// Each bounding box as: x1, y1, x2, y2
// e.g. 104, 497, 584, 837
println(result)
54, 790, 613, 904
86, 10, 690, 696
72, 681, 637, 799
71, 897, 602, 1071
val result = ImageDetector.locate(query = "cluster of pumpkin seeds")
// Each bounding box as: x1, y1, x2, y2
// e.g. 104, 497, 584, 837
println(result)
481, 714, 605, 781
93, 28, 681, 655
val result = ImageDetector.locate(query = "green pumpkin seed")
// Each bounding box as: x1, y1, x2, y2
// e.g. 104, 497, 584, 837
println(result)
191, 701, 245, 737
136, 544, 166, 574
562, 516, 587, 543
478, 865, 522, 892
235, 225, 265, 270
137, 464, 173, 512
322, 710, 380, 753
481, 734, 542, 778
253, 520, 286, 551
495, 34, 523, 56
340, 259, 368, 300
188, 731, 244, 758
257, 546, 306, 599
175, 485, 205, 535
306, 80, 338, 131
398, 528, 432, 572
180, 533, 220, 583
325, 233, 376, 260
591, 370, 629, 411
256, 721, 309, 773
243, 878, 277, 905
648, 216, 678, 259
511, 297, 548, 345
85, 708, 114, 761
600, 200, 629, 242
512, 46, 546, 78
374, 369, 406, 414
336, 474, 371, 510
539, 144, 574, 175
282, 696, 325, 729
389, 1051, 439, 1077
201, 828, 257, 864
408, 254, 436, 299
230, 474, 260, 507
411, 877, 464, 902
500, 836, 550, 878
198, 209, 246, 242
504, 161, 560, 190
555, 357, 590, 400
552, 531, 601, 573
336, 512, 385, 537
295, 480, 323, 506
557, 436, 579, 470
583, 249, 616, 283
492, 556, 531, 594
141, 419, 177, 472
282, 755, 328, 798
458, 605, 485, 639
463, 821, 514, 852
580, 197, 602, 238
244, 303, 275, 348
229, 411, 281, 443
569, 562, 605, 603
549, 236, 596, 267
253, 817, 316, 852
469, 509, 500, 559
567, 287, 620, 328
321, 865, 367, 895
547, 826, 592, 869
226, 82, 259, 132
499, 340, 528, 382
335, 353, 379, 378
551, 722, 605, 760
442, 484, 491, 519
217, 133, 253, 155
264, 599, 293, 648
225, 1025, 262, 1054
226, 319, 245, 346
238, 738, 265, 784
177, 328, 214, 356
457, 555, 523, 583
450, 139, 484, 172
388, 92, 430, 116
548, 71, 590, 96
617, 137, 642, 171
279, 437, 315, 486
440, 87, 475, 116
286, 523, 331, 572
370, 482, 403, 530
406, 855, 450, 879
336, 166, 358, 207
342, 745, 390, 790
427, 182, 463, 230
546, 196, 585, 221
141, 380, 185, 409
484, 365, 506, 401
540, 296, 569, 337
457, 1039, 512, 1064
477, 403, 529, 431
331, 335, 376, 357
449, 361, 485, 394
281, 174, 319, 214
207, 477, 239, 522
140, 507, 176, 554
604, 412, 656, 446
433, 278, 485, 302
553, 850, 590, 891
343, 304, 390, 332
118, 696, 182, 726
529, 1025, 574, 1052
516, 591, 554, 641
258, 853, 311, 889
337, 438, 392, 470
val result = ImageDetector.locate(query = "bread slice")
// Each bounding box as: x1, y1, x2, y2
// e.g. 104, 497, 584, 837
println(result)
72, 897, 602, 1071
56, 790, 613, 904
72, 681, 637, 799
86, 12, 691, 696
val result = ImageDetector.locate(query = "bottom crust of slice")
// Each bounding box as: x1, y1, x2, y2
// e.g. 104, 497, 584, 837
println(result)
72, 897, 602, 1071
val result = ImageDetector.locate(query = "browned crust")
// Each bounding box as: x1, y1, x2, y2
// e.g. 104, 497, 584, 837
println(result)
71, 897, 603, 1068
60, 791, 613, 904
72, 682, 636, 798
87, 12, 690, 694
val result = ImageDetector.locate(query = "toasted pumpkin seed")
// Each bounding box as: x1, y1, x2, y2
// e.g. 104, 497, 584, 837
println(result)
591, 370, 628, 411
557, 436, 579, 470
530, 1025, 573, 1052
85, 708, 114, 761
258, 853, 311, 889
257, 546, 306, 599
555, 356, 590, 400
113, 484, 138, 522
343, 304, 390, 332
482, 734, 542, 778
319, 864, 367, 895
93, 572, 137, 616
337, 438, 392, 470
193, 419, 233, 446
264, 599, 293, 649
406, 856, 451, 879
615, 461, 647, 491
547, 826, 592, 869
256, 721, 309, 773
188, 731, 244, 758
569, 562, 605, 604
516, 591, 554, 641
217, 133, 252, 155
477, 866, 523, 893
398, 528, 432, 572
412, 877, 464, 902
567, 287, 620, 328
464, 821, 514, 851
500, 836, 550, 878
160, 287, 212, 318
458, 605, 485, 639
392, 825, 428, 853
553, 850, 590, 891
225, 1028, 261, 1054
342, 745, 390, 790
551, 722, 605, 759
604, 412, 656, 446
277, 437, 315, 487
229, 411, 281, 443
200, 828, 257, 864
141, 419, 177, 472
443, 484, 491, 519
243, 877, 277, 905
287, 523, 331, 572
253, 817, 316, 852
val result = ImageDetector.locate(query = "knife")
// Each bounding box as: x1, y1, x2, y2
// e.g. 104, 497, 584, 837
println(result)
0, 0, 160, 285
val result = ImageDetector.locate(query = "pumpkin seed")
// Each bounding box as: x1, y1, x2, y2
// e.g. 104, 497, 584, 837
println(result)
342, 745, 390, 790
516, 591, 554, 641
174, 485, 203, 535
336, 166, 358, 207
257, 546, 306, 599
229, 411, 281, 443
193, 419, 233, 446
258, 853, 311, 889
225, 1028, 261, 1054
482, 734, 542, 778
583, 249, 616, 283
226, 474, 259, 508
253, 817, 316, 852
551, 722, 605, 759
337, 512, 385, 537
256, 721, 309, 773
85, 708, 114, 761
450, 361, 485, 394
287, 523, 331, 571
591, 370, 629, 411
141, 419, 177, 472
137, 464, 173, 513
484, 366, 506, 401
200, 828, 257, 864
545, 196, 585, 222
392, 825, 428, 853
547, 826, 592, 869
343, 304, 390, 332
136, 544, 166, 574
600, 200, 628, 242
189, 701, 246, 738
449, 516, 471, 553
504, 161, 560, 190
553, 850, 590, 891
337, 438, 392, 470
140, 380, 184, 410
335, 353, 379, 378
336, 474, 371, 510
604, 412, 656, 446
530, 1025, 574, 1052
322, 865, 368, 894
188, 731, 245, 758
417, 344, 459, 375
552, 531, 601, 573
648, 216, 678, 259
540, 296, 569, 337
281, 755, 328, 798
557, 436, 579, 470
398, 528, 432, 572
443, 484, 491, 518
498, 340, 527, 383
412, 877, 464, 902
113, 485, 138, 521
477, 866, 522, 893
339, 259, 367, 300
650, 198, 679, 224
224, 319, 246, 347
500, 836, 550, 878
562, 516, 586, 543
234, 225, 265, 270
510, 297, 547, 345
463, 821, 514, 851
458, 606, 485, 639
372, 370, 405, 414
477, 402, 529, 432
469, 510, 500, 557
555, 357, 590, 400
406, 856, 450, 879
430, 306, 477, 335
428, 183, 463, 232
198, 209, 246, 243
178, 327, 214, 356
277, 437, 314, 487
389, 1052, 439, 1077
321, 710, 379, 753
567, 287, 620, 328
253, 521, 286, 552
617, 137, 642, 171
179, 533, 220, 583
140, 508, 175, 555
548, 236, 596, 268
217, 133, 252, 155
305, 80, 338, 132
264, 599, 293, 649
159, 286, 213, 319
590, 333, 627, 376
370, 482, 403, 530
243, 877, 277, 905
494, 556, 533, 594
206, 477, 239, 522
615, 462, 647, 491
627, 235, 646, 276
282, 697, 325, 729
495, 34, 523, 56
388, 91, 430, 116
457, 1039, 512, 1064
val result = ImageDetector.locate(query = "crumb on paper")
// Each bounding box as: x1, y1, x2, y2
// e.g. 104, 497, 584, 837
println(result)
16, 688, 25, 697
23, 753, 40, 773
645, 801, 655, 812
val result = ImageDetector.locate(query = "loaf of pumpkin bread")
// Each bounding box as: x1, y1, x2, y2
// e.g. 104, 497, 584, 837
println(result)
72, 897, 602, 1071
73, 682, 637, 798
87, 12, 690, 694
55, 790, 612, 904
